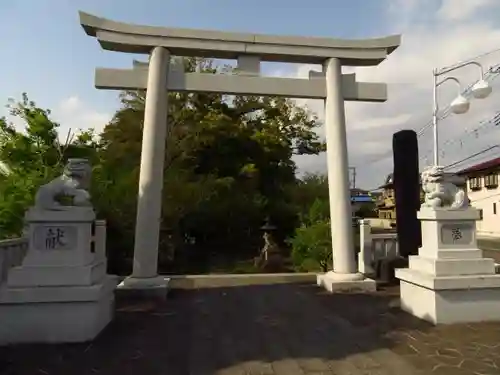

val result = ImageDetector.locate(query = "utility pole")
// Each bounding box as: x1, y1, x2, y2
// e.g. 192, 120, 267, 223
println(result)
349, 167, 356, 189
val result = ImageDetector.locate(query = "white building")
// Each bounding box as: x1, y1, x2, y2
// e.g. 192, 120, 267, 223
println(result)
457, 157, 500, 238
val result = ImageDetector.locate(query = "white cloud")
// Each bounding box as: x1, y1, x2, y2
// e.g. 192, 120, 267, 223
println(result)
54, 96, 111, 141
437, 0, 496, 21
289, 0, 500, 189
2, 95, 111, 144
58, 96, 81, 114
349, 113, 413, 132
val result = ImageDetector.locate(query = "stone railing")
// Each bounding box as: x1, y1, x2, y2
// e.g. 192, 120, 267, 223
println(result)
358, 219, 399, 276
357, 220, 500, 276
93, 220, 107, 263
0, 237, 29, 283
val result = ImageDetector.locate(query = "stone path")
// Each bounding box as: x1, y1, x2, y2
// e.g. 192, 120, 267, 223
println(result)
1, 283, 500, 374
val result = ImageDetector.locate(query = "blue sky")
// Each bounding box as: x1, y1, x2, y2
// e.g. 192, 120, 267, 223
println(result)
0, 0, 389, 117
2, 0, 500, 188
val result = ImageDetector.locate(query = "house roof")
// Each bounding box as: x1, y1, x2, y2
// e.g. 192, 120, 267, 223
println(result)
378, 171, 424, 189
378, 173, 394, 189
351, 195, 373, 203
350, 188, 369, 196
457, 157, 500, 175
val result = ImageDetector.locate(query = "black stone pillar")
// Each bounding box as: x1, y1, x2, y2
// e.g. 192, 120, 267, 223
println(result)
393, 130, 422, 257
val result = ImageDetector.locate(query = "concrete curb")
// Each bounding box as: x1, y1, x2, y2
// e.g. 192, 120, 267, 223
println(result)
168, 273, 317, 289
113, 273, 318, 290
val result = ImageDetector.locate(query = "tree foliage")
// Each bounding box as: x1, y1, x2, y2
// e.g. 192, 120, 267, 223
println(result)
289, 220, 332, 272
355, 202, 378, 218
0, 94, 97, 238
289, 198, 332, 272
0, 58, 328, 274
94, 58, 325, 272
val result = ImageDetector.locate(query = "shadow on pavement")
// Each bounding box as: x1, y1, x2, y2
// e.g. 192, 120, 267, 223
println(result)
1, 283, 500, 374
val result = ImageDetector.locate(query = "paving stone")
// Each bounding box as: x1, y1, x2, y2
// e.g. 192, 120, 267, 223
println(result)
271, 359, 305, 375
1, 284, 500, 375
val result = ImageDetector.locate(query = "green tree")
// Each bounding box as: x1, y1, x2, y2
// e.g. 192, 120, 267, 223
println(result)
289, 222, 332, 272
0, 94, 98, 239
355, 202, 378, 218
0, 58, 325, 274
289, 173, 329, 219
97, 57, 325, 272
288, 198, 332, 271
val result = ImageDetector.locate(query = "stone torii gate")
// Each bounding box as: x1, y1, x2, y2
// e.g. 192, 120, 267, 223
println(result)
79, 11, 401, 293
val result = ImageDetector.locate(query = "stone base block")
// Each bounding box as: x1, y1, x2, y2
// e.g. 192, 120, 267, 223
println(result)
316, 271, 377, 293
397, 269, 500, 324
7, 260, 107, 287
408, 255, 496, 277
117, 275, 171, 300
0, 276, 117, 344
436, 249, 483, 259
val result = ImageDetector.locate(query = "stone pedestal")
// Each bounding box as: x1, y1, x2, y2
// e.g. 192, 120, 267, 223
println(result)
396, 207, 500, 324
316, 271, 377, 292
117, 275, 170, 300
0, 207, 117, 344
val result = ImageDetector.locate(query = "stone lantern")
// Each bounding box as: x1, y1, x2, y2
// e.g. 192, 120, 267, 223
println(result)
261, 217, 277, 234
254, 218, 283, 271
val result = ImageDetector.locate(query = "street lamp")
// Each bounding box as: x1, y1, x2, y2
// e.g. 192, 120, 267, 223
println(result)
432, 61, 497, 166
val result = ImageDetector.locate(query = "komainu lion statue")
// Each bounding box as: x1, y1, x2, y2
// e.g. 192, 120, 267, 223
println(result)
34, 158, 92, 210
421, 165, 469, 210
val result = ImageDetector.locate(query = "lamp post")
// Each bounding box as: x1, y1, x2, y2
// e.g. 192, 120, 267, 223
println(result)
432, 61, 498, 166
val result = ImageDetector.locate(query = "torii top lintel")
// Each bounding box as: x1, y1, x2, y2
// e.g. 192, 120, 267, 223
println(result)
79, 11, 401, 66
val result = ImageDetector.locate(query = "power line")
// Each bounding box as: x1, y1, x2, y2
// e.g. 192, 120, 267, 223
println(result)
359, 69, 500, 169
364, 146, 500, 192
469, 191, 500, 203
357, 51, 500, 169
415, 47, 500, 137
440, 47, 500, 73
419, 111, 500, 164
416, 77, 488, 137
443, 145, 499, 170
456, 151, 500, 173
360, 109, 500, 189
416, 67, 500, 138
359, 109, 500, 189
355, 49, 500, 187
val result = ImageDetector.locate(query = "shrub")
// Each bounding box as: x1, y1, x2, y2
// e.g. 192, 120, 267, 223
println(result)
301, 198, 330, 225
289, 219, 332, 272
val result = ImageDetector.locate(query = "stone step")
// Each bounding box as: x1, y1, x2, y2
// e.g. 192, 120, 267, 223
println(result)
396, 268, 500, 290
408, 255, 496, 277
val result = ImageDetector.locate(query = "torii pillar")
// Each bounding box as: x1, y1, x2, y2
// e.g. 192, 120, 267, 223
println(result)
79, 11, 401, 294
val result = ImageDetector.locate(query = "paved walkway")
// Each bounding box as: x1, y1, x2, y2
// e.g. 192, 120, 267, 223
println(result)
1, 284, 500, 374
